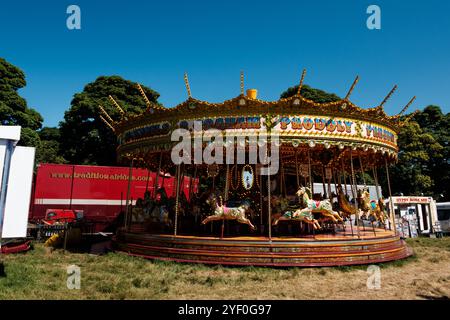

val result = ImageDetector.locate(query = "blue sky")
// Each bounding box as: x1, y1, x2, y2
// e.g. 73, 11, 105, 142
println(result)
1, 0, 449, 127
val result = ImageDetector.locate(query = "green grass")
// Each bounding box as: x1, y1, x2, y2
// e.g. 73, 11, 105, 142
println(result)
406, 236, 450, 251
0, 236, 449, 299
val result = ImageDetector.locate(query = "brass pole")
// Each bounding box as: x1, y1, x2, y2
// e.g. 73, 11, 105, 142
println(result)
350, 149, 360, 238
372, 166, 381, 199
295, 150, 300, 188
223, 164, 231, 238
189, 165, 197, 201
358, 154, 366, 186
308, 149, 313, 193
154, 151, 163, 198
268, 170, 272, 241
174, 164, 181, 236
327, 169, 332, 201
341, 158, 348, 197
125, 159, 134, 230
385, 157, 396, 234
267, 139, 272, 241
260, 169, 263, 226
321, 166, 327, 199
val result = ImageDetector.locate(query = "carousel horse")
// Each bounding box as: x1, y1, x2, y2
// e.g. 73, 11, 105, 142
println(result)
201, 193, 257, 230
336, 185, 363, 220
271, 189, 323, 230
370, 198, 388, 225
131, 198, 146, 223
147, 188, 173, 227
359, 189, 388, 224
357, 189, 370, 219
295, 186, 343, 223
271, 208, 321, 229
159, 205, 173, 227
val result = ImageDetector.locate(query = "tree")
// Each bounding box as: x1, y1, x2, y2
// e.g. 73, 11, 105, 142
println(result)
0, 57, 54, 166
412, 106, 450, 201
0, 57, 43, 147
0, 57, 66, 165
59, 76, 160, 165
280, 84, 341, 102
388, 120, 443, 197
36, 127, 67, 164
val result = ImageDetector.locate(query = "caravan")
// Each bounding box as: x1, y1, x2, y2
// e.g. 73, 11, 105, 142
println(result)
436, 202, 450, 234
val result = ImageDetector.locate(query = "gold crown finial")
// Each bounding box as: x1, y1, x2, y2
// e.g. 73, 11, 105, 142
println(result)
344, 76, 359, 100
297, 69, 307, 96
108, 95, 125, 114
184, 72, 192, 98
380, 85, 398, 107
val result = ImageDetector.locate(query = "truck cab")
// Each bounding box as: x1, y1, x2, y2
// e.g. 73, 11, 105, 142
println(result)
43, 209, 83, 225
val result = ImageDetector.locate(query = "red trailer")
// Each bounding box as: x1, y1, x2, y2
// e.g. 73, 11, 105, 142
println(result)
30, 164, 197, 231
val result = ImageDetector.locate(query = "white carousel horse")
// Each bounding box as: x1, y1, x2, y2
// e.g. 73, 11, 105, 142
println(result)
201, 194, 257, 230
295, 186, 343, 223
271, 193, 322, 229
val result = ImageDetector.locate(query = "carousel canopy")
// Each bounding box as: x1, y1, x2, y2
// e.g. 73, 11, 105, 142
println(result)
98, 71, 416, 168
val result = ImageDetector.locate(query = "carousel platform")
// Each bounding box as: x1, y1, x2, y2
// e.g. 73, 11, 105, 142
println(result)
114, 227, 413, 267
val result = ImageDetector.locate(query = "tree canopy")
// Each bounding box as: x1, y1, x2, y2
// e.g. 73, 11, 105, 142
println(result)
0, 57, 43, 147
389, 119, 443, 197
280, 84, 341, 102
411, 106, 449, 200
59, 76, 160, 165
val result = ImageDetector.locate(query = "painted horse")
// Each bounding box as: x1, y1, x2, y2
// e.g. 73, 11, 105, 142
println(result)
269, 195, 320, 229
295, 187, 343, 223
358, 189, 388, 224
201, 194, 257, 230
336, 185, 363, 220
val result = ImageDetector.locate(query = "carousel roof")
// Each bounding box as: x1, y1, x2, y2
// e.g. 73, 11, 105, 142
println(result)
97, 70, 417, 164
100, 71, 416, 135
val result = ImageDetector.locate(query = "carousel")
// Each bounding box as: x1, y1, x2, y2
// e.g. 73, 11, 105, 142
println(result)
99, 70, 415, 267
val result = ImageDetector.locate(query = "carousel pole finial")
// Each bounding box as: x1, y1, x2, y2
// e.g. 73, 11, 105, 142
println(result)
398, 96, 416, 116
184, 72, 192, 98
99, 115, 115, 132
108, 95, 125, 115
137, 83, 153, 110
240, 70, 244, 95
98, 105, 114, 123
344, 76, 359, 100
379, 85, 398, 108
297, 68, 307, 96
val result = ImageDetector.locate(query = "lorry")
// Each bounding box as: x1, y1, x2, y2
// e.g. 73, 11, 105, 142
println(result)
29, 163, 196, 232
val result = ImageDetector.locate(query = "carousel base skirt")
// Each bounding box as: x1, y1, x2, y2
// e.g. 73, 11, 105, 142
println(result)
114, 227, 413, 267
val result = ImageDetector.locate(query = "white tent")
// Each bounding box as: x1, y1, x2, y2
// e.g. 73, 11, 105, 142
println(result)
0, 126, 35, 244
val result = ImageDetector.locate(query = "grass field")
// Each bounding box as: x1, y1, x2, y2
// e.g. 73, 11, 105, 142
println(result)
1, 237, 449, 300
